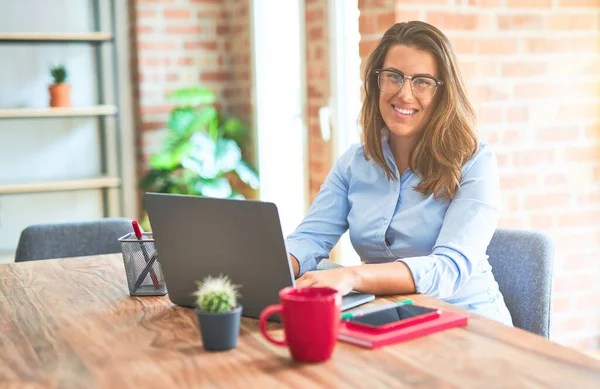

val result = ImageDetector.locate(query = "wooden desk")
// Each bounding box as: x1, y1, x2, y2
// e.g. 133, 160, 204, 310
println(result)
1, 254, 599, 389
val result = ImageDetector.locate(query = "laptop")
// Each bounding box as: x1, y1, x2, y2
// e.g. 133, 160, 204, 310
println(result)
144, 193, 375, 318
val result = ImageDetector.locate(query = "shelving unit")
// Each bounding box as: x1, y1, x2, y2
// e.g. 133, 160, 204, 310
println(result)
0, 176, 121, 195
0, 0, 136, 259
0, 105, 117, 119
0, 32, 112, 42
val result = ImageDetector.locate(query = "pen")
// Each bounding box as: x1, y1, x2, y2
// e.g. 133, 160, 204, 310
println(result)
341, 299, 413, 321
132, 221, 160, 289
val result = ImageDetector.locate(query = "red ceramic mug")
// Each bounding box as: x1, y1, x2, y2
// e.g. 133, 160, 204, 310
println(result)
259, 287, 342, 363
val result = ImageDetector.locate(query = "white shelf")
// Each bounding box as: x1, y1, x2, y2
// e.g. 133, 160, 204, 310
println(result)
0, 105, 118, 119
0, 176, 121, 195
0, 32, 112, 42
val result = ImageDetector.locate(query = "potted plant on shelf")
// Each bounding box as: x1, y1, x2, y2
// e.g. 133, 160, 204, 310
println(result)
193, 274, 242, 351
49, 65, 71, 107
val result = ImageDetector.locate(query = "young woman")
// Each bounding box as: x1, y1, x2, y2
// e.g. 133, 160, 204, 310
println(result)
284, 21, 512, 326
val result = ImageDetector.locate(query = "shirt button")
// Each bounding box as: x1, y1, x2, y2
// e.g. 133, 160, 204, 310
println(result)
383, 218, 388, 223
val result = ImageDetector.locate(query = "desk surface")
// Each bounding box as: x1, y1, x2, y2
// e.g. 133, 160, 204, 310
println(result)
1, 254, 599, 389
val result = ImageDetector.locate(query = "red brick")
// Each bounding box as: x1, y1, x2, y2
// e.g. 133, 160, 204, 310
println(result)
426, 12, 480, 30
536, 126, 580, 142
163, 9, 191, 19
524, 192, 571, 210
183, 41, 218, 50
359, 14, 376, 35
394, 10, 422, 23
143, 121, 165, 131
497, 14, 543, 30
558, 0, 600, 6
507, 106, 528, 122
360, 40, 378, 58
585, 124, 600, 139
523, 38, 570, 54
514, 83, 559, 99
506, 0, 552, 7
547, 14, 597, 30
166, 25, 205, 35
137, 9, 157, 18
306, 9, 324, 22
477, 39, 518, 55
200, 71, 230, 82
309, 26, 324, 40
377, 12, 397, 31
216, 24, 229, 34
395, 0, 448, 4
478, 106, 504, 122
138, 57, 171, 66
558, 210, 600, 227
450, 38, 477, 55
137, 41, 178, 50
499, 173, 538, 190
513, 149, 555, 166
136, 26, 153, 34
197, 10, 221, 19
467, 0, 503, 6
544, 173, 568, 186
501, 62, 548, 77
530, 214, 554, 230
564, 146, 600, 162
556, 104, 598, 122
141, 105, 173, 115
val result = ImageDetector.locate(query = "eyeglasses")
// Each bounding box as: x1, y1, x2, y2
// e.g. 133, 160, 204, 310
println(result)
375, 69, 443, 99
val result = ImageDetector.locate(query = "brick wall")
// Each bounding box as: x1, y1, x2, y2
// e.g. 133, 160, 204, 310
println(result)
359, 0, 600, 350
130, 0, 253, 193
305, 0, 332, 201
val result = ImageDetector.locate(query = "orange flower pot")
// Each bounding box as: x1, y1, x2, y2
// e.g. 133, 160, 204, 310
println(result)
49, 83, 71, 107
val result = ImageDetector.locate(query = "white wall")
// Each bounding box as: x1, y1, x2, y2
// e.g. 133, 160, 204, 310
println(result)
0, 0, 107, 258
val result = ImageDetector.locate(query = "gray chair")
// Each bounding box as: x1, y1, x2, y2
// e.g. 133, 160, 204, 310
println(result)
15, 217, 133, 262
486, 228, 555, 338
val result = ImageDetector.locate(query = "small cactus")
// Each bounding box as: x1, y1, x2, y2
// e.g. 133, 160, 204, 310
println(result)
50, 65, 68, 84
193, 274, 240, 313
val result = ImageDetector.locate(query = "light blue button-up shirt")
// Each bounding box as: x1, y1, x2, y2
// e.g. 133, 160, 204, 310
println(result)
285, 131, 513, 326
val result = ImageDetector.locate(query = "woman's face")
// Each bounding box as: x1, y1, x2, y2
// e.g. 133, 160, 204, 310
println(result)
378, 44, 439, 144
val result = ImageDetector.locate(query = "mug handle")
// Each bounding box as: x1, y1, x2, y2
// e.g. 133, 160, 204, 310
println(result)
259, 304, 287, 347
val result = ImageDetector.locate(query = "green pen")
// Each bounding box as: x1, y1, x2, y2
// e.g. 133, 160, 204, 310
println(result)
341, 299, 413, 321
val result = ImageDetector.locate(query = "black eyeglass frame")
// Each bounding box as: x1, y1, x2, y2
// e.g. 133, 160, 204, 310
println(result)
374, 68, 444, 97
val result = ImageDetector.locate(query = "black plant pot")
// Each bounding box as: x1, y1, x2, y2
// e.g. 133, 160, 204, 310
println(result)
195, 305, 243, 351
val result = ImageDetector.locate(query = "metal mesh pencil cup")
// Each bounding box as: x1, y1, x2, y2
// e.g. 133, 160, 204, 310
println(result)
119, 232, 168, 296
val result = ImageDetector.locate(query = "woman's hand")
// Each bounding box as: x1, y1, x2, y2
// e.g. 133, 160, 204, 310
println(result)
295, 268, 359, 296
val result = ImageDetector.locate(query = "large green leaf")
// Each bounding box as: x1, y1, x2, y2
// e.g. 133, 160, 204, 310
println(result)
191, 106, 218, 132
215, 138, 241, 172
167, 87, 215, 106
223, 118, 249, 145
167, 107, 196, 136
182, 134, 242, 179
195, 177, 232, 198
235, 161, 259, 189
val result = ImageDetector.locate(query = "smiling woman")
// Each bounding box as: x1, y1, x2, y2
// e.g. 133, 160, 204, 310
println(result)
284, 21, 513, 327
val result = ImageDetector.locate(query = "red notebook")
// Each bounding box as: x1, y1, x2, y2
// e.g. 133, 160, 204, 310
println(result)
338, 311, 468, 349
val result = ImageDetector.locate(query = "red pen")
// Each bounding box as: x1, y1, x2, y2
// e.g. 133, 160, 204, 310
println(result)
132, 220, 160, 289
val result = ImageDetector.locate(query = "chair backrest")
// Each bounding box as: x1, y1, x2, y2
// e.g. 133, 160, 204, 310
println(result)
15, 218, 133, 262
486, 228, 555, 338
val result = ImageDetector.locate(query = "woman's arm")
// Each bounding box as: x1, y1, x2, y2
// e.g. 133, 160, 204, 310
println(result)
297, 145, 500, 298
285, 146, 357, 277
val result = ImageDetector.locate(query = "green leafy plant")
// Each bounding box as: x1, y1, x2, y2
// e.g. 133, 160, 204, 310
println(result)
193, 275, 241, 313
50, 65, 67, 84
140, 87, 259, 200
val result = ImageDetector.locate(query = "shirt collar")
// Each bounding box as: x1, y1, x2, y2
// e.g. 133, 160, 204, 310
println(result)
380, 127, 399, 175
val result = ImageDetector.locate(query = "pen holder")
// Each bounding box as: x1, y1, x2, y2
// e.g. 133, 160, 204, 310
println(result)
118, 232, 167, 296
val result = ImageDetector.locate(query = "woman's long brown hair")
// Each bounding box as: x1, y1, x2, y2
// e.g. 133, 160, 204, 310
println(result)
360, 21, 477, 199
